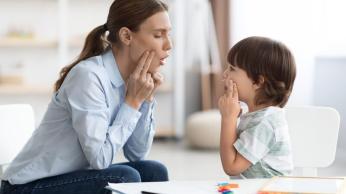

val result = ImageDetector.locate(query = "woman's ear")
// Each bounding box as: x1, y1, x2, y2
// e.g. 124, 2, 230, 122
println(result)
118, 27, 132, 46
253, 75, 265, 90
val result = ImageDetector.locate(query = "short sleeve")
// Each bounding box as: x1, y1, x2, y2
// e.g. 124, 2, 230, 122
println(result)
234, 121, 275, 164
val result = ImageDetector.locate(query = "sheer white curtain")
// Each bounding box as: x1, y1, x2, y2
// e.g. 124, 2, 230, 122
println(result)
183, 0, 222, 113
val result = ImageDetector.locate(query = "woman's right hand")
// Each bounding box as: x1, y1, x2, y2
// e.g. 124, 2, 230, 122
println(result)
125, 51, 155, 109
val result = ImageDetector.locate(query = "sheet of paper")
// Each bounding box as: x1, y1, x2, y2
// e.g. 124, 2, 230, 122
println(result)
260, 177, 346, 194
106, 181, 217, 194
106, 179, 267, 194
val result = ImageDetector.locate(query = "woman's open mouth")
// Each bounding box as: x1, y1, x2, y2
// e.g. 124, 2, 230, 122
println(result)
159, 55, 169, 65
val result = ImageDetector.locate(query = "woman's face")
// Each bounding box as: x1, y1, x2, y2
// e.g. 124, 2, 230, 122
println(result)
129, 11, 172, 74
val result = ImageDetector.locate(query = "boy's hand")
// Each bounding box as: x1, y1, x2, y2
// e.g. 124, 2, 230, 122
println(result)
218, 79, 241, 119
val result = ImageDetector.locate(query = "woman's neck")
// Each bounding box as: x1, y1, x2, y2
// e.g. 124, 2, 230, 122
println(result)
111, 46, 135, 82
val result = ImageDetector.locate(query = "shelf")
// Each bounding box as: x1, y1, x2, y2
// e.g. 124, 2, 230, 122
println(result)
0, 37, 58, 48
0, 84, 53, 95
0, 82, 172, 95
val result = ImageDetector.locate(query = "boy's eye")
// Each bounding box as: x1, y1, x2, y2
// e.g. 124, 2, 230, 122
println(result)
154, 34, 162, 38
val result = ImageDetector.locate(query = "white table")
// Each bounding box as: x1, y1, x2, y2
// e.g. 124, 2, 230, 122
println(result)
106, 179, 268, 194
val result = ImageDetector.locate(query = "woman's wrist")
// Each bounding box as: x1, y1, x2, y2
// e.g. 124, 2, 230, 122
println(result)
125, 97, 141, 109
145, 96, 155, 103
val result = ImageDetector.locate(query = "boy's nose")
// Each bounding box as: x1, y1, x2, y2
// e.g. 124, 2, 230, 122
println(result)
222, 69, 229, 80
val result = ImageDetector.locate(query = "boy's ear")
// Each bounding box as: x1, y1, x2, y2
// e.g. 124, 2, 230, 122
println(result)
118, 27, 132, 46
253, 75, 265, 90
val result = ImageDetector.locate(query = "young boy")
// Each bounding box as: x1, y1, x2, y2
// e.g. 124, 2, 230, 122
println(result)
218, 36, 296, 178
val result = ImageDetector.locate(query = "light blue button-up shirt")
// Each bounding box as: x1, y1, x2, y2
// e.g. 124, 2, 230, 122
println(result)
2, 49, 156, 184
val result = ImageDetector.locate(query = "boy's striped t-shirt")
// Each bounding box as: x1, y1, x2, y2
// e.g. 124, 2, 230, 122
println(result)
234, 106, 293, 178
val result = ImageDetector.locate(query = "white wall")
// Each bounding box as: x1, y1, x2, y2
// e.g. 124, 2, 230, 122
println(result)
230, 0, 325, 105
314, 57, 346, 152
230, 0, 346, 155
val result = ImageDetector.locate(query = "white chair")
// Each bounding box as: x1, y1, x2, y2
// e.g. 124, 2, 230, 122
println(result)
285, 106, 340, 176
0, 104, 35, 178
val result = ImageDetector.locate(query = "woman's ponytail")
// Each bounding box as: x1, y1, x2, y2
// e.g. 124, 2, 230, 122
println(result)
54, 24, 109, 92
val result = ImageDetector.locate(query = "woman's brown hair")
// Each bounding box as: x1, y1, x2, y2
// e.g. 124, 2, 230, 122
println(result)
227, 36, 296, 107
54, 0, 168, 91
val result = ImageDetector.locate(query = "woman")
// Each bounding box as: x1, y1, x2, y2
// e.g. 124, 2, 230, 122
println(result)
0, 0, 172, 193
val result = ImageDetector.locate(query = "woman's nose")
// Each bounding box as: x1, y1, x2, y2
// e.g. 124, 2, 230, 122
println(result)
164, 37, 172, 51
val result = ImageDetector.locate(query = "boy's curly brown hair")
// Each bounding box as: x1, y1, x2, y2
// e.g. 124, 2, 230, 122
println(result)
227, 36, 296, 107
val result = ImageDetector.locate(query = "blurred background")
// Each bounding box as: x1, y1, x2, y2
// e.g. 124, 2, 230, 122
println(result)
0, 0, 345, 180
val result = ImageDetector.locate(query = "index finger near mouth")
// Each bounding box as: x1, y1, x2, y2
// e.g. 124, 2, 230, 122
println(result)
141, 51, 155, 76
228, 80, 233, 93
233, 83, 239, 99
134, 51, 149, 75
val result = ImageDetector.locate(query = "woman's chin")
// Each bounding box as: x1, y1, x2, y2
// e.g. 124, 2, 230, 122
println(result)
149, 67, 161, 74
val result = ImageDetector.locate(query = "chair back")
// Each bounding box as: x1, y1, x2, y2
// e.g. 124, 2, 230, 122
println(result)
285, 106, 340, 176
0, 104, 35, 176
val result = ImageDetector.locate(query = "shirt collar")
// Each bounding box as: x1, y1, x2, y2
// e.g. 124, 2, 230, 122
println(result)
101, 49, 125, 88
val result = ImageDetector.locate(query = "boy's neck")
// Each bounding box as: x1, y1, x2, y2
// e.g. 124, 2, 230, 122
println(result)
247, 102, 274, 113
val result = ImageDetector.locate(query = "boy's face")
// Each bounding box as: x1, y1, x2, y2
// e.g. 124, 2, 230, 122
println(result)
223, 64, 257, 104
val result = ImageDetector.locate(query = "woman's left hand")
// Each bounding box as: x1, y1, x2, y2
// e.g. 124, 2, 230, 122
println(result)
146, 72, 164, 102
218, 79, 241, 119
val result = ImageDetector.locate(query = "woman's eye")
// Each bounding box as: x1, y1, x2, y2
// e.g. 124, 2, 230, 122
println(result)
154, 34, 162, 38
